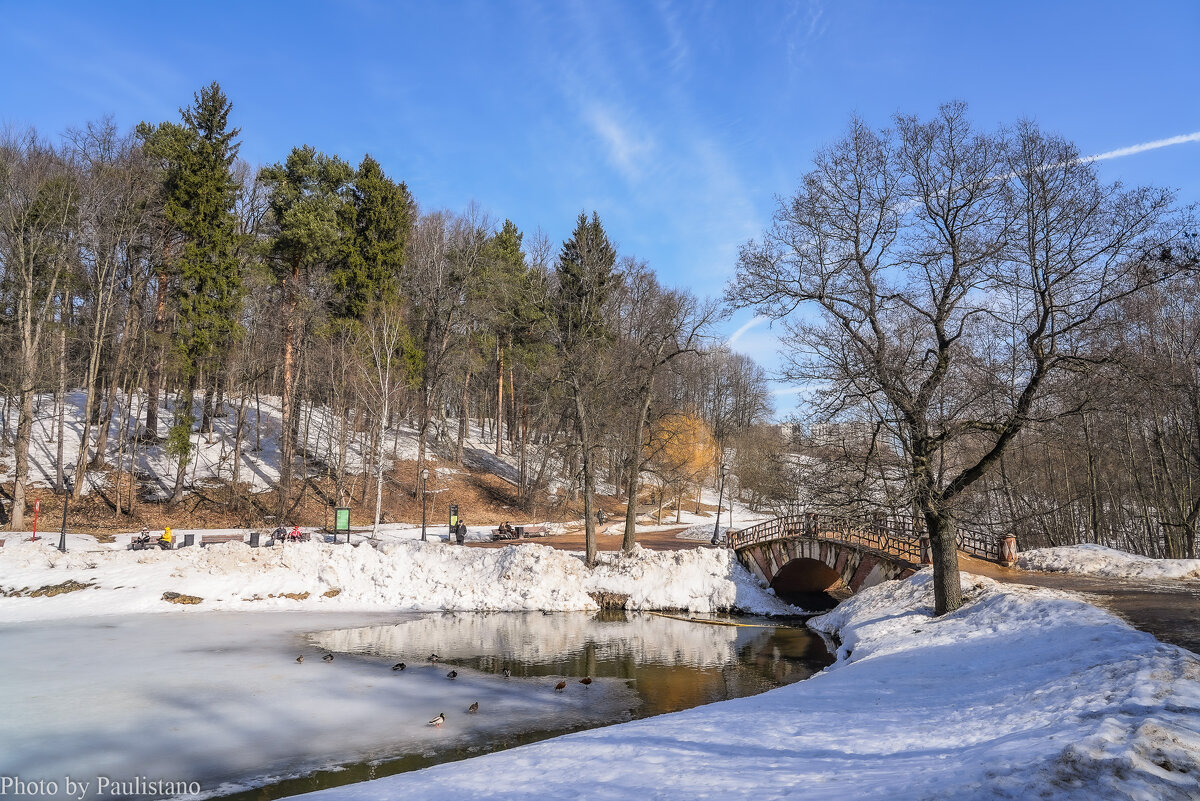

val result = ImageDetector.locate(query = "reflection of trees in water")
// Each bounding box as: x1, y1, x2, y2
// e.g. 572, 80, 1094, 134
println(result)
311, 611, 744, 668
310, 611, 833, 718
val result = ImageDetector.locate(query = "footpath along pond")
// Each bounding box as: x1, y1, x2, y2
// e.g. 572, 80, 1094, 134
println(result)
0, 610, 832, 800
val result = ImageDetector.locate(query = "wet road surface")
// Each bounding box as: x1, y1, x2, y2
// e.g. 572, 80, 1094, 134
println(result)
960, 554, 1200, 655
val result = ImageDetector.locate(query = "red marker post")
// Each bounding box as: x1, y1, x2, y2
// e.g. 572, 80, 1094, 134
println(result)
31, 499, 40, 541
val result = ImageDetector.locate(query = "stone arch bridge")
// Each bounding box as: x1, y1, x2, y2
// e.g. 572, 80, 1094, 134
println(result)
727, 514, 1016, 602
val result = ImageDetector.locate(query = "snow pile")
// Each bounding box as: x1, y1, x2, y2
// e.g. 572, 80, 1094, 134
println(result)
0, 538, 796, 622
296, 571, 1200, 801
1020, 544, 1200, 580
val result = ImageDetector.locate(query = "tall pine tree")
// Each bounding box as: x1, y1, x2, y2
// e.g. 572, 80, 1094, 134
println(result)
329, 154, 414, 322
259, 146, 353, 517
138, 82, 243, 502
553, 212, 618, 566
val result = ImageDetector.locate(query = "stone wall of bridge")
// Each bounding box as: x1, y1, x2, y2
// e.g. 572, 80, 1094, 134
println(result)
736, 537, 919, 599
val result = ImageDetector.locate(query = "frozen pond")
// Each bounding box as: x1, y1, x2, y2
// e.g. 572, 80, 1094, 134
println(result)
0, 611, 831, 800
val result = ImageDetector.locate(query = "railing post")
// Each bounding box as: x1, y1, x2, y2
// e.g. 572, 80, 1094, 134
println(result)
1001, 535, 1018, 567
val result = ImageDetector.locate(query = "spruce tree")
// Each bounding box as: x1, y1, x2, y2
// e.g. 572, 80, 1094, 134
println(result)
259, 146, 353, 517
552, 211, 618, 566
138, 82, 243, 502
556, 211, 616, 348
330, 154, 414, 322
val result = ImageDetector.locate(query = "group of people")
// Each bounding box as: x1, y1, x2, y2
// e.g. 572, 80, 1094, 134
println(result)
131, 526, 172, 550
272, 525, 306, 542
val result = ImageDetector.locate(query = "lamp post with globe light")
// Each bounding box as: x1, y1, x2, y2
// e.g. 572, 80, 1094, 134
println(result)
711, 461, 730, 546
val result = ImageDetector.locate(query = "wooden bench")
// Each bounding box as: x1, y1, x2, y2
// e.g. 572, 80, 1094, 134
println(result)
200, 534, 244, 547
490, 525, 550, 541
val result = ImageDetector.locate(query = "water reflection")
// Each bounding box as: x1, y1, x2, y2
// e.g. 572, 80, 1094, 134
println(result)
220, 611, 833, 798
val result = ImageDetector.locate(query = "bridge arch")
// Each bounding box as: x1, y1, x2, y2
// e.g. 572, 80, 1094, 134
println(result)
736, 534, 917, 602
729, 513, 1012, 604
771, 557, 843, 595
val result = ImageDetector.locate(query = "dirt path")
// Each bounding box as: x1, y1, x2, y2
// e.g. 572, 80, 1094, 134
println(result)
467, 525, 707, 553
960, 554, 1200, 655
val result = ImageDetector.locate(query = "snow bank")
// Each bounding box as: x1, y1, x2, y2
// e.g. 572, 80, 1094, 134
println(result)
1020, 544, 1200, 580
0, 539, 797, 622
296, 571, 1200, 801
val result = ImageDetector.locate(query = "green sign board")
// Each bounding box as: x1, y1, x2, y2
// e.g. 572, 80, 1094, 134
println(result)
335, 507, 351, 532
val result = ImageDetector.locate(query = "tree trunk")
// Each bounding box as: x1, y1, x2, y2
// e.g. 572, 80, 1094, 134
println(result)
55, 298, 67, 493
232, 390, 248, 509
622, 386, 654, 552
373, 397, 389, 535
171, 374, 198, 504
11, 378, 35, 530
923, 507, 963, 615
567, 374, 599, 566
495, 343, 504, 457
145, 270, 168, 439
457, 370, 471, 465
278, 262, 300, 518
416, 384, 431, 497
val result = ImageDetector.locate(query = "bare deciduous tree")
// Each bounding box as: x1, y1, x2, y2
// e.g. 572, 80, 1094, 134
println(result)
730, 103, 1182, 614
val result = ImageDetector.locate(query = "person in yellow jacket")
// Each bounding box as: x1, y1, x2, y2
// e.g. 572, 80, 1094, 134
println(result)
160, 526, 173, 547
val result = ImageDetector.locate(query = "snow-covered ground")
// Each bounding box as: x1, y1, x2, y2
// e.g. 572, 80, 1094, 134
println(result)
0, 537, 798, 623
293, 571, 1200, 801
1020, 544, 1200, 580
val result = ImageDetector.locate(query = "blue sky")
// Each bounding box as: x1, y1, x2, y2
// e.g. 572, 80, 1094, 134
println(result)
2, 0, 1198, 418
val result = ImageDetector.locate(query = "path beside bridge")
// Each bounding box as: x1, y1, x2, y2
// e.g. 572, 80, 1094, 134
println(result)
960, 554, 1200, 655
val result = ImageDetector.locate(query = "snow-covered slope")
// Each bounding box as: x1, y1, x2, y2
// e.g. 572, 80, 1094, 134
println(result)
1020, 544, 1200, 580
0, 390, 503, 498
294, 571, 1200, 801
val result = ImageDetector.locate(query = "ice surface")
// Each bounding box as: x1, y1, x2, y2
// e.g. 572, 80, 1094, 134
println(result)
0, 612, 640, 800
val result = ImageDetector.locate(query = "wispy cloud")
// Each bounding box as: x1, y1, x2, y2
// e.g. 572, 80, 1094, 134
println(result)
581, 102, 655, 183
1084, 131, 1200, 163
725, 315, 768, 346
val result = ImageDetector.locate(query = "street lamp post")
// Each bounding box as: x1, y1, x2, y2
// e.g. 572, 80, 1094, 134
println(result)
711, 462, 729, 546
57, 478, 72, 553
420, 468, 429, 542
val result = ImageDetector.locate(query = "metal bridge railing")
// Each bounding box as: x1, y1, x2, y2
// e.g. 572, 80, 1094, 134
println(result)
726, 512, 1006, 565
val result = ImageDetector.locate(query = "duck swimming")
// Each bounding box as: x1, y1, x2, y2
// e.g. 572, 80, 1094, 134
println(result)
392, 662, 406, 671
467, 701, 479, 713
446, 670, 458, 679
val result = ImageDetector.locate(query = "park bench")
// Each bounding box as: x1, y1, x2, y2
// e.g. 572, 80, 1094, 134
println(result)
200, 533, 244, 547
490, 525, 549, 541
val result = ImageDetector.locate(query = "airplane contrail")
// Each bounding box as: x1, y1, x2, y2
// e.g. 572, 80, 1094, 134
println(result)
1084, 131, 1200, 163
725, 315, 768, 347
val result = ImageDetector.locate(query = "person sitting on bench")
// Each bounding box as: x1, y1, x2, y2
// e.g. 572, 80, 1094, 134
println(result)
500, 521, 515, 538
